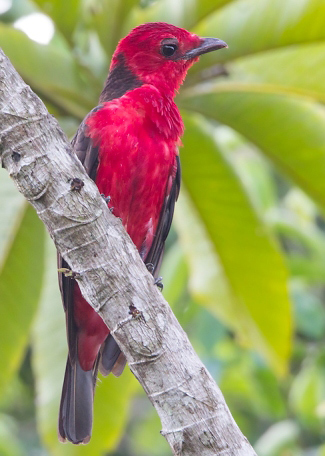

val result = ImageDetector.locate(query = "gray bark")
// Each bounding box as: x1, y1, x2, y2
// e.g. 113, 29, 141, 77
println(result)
0, 49, 257, 456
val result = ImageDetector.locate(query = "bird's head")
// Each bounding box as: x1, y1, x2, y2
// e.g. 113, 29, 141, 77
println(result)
110, 22, 227, 96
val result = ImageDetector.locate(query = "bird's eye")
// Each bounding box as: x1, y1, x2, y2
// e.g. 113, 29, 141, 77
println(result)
161, 43, 178, 58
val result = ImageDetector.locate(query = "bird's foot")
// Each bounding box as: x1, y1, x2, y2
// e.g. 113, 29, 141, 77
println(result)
101, 194, 114, 213
101, 194, 111, 204
146, 263, 154, 274
154, 276, 163, 291
58, 267, 80, 280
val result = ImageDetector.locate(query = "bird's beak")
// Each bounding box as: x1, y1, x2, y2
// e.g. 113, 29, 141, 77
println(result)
183, 37, 228, 60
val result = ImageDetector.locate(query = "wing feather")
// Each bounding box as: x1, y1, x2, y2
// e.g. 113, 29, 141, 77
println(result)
144, 155, 181, 276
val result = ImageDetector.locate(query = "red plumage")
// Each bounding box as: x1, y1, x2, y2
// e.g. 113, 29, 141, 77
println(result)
58, 22, 227, 444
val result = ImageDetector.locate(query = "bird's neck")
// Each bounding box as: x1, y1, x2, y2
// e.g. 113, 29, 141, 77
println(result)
99, 54, 143, 103
102, 52, 187, 103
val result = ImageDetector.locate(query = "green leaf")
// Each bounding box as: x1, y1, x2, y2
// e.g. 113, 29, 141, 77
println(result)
130, 407, 170, 456
160, 241, 188, 307
291, 284, 325, 340
174, 113, 292, 374
0, 24, 98, 117
126, 0, 232, 29
0, 414, 24, 456
0, 170, 25, 262
33, 0, 81, 42
190, 0, 325, 71
289, 352, 325, 432
219, 348, 286, 420
180, 90, 325, 211
254, 420, 299, 456
188, 0, 235, 28
270, 208, 325, 283
32, 236, 138, 455
227, 43, 325, 102
0, 187, 45, 396
89, 0, 140, 57
0, 0, 36, 23
214, 126, 278, 214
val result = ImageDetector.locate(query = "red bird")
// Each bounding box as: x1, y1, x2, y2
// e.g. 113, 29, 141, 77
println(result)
58, 22, 227, 444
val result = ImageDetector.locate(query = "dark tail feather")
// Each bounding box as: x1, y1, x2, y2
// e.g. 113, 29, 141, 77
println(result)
58, 357, 96, 444
99, 334, 127, 377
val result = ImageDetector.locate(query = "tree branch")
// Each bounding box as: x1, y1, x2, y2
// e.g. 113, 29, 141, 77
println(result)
0, 49, 256, 456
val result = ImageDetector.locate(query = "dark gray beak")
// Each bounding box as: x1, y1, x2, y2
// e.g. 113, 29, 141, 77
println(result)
183, 37, 228, 60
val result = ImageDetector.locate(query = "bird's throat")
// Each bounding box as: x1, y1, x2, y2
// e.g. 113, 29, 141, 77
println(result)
100, 53, 143, 103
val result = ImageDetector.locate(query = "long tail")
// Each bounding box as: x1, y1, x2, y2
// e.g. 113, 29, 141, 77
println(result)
58, 335, 125, 444
58, 357, 97, 444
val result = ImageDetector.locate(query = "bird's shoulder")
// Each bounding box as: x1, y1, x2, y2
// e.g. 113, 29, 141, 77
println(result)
107, 85, 184, 140
80, 84, 183, 145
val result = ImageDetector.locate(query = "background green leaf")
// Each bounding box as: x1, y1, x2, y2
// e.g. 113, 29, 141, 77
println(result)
190, 0, 325, 70
180, 91, 325, 210
33, 0, 81, 42
0, 170, 45, 395
0, 24, 98, 117
175, 113, 291, 374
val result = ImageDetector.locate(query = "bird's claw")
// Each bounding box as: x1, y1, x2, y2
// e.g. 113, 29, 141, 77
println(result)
58, 268, 80, 280
101, 194, 111, 204
146, 263, 154, 274
154, 276, 163, 291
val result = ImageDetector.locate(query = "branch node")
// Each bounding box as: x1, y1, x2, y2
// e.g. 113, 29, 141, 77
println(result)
161, 413, 221, 436
129, 303, 143, 319
148, 378, 188, 398
26, 180, 49, 201
12, 151, 21, 162
129, 348, 164, 365
110, 315, 134, 334
70, 177, 84, 191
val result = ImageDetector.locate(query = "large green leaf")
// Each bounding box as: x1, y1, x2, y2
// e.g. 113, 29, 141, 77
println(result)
33, 0, 81, 43
180, 90, 325, 211
213, 126, 278, 214
89, 0, 140, 58
0, 170, 25, 262
187, 0, 325, 82
0, 24, 98, 117
174, 113, 291, 374
188, 0, 235, 28
126, 0, 232, 29
0, 175, 45, 395
32, 236, 138, 455
226, 43, 325, 102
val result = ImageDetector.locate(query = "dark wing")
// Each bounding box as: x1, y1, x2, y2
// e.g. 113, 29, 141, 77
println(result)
58, 107, 102, 360
70, 107, 102, 180
144, 155, 181, 276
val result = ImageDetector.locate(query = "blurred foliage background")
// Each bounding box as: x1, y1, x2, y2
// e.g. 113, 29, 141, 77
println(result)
0, 0, 325, 454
